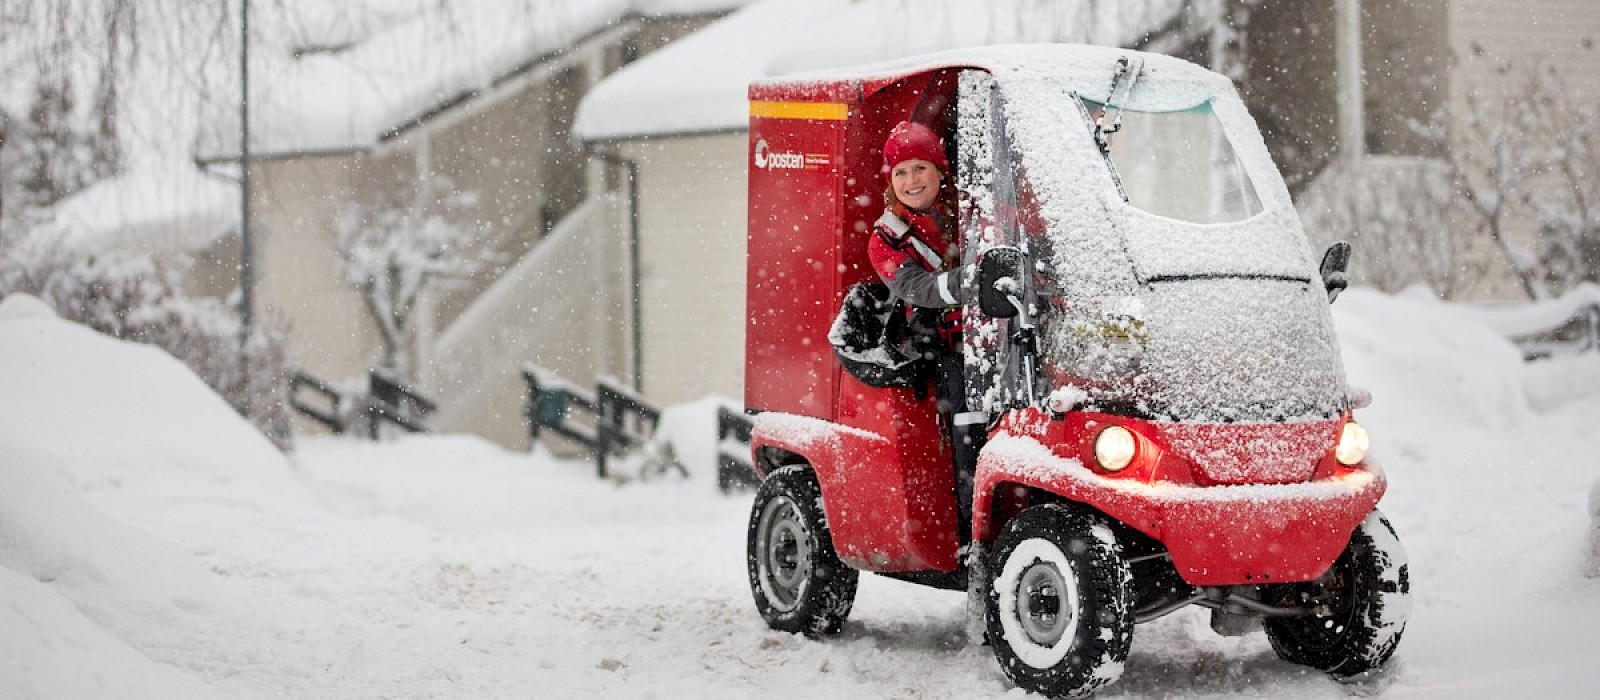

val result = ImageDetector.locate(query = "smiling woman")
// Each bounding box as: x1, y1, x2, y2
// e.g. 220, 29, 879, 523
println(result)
864, 118, 984, 534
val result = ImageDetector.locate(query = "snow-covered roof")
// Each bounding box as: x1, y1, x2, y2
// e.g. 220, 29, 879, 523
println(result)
196, 0, 755, 162
573, 0, 853, 141
574, 0, 1185, 142
43, 163, 238, 256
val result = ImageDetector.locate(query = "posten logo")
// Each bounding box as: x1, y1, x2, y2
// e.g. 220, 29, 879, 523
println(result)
753, 138, 805, 171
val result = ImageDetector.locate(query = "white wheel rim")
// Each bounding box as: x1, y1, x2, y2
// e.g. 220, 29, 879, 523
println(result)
996, 538, 1081, 668
756, 495, 811, 612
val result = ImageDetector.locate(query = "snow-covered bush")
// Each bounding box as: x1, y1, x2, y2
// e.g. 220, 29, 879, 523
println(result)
334, 183, 494, 380
0, 239, 292, 450
1426, 51, 1600, 300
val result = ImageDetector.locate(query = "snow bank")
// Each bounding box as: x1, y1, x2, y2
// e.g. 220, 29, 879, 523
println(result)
0, 567, 217, 700
1332, 286, 1598, 602
1465, 282, 1600, 339
0, 446, 224, 695
0, 295, 241, 698
1463, 282, 1600, 409
0, 293, 292, 496
3, 286, 1599, 697
0, 292, 316, 697
654, 393, 740, 478
0, 445, 220, 624
1331, 287, 1533, 438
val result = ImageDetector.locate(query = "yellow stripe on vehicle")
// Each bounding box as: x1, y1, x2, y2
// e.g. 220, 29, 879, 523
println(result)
749, 100, 849, 121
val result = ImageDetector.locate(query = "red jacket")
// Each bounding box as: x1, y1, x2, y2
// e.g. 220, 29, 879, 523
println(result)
868, 207, 964, 343
868, 208, 960, 307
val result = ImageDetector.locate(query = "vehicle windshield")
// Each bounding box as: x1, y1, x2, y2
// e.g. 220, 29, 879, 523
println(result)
1087, 99, 1263, 224
988, 80, 1346, 422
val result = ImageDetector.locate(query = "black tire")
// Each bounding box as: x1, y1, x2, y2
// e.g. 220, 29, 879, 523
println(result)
986, 504, 1133, 698
1264, 510, 1411, 678
746, 465, 858, 636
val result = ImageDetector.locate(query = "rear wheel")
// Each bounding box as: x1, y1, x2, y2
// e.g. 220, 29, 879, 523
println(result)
986, 504, 1133, 698
1264, 510, 1411, 678
746, 465, 857, 636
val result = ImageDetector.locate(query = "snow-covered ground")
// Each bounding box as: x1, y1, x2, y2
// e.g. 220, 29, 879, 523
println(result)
3, 286, 1599, 699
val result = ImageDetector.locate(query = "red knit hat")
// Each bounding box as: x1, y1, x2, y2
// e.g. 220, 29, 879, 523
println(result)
881, 121, 948, 180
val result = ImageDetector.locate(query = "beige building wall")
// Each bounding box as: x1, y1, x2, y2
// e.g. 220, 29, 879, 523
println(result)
1451, 0, 1600, 93
425, 83, 556, 329
426, 195, 630, 448
621, 133, 748, 406
253, 153, 392, 386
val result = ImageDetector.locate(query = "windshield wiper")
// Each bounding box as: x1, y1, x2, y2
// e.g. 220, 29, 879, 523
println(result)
1092, 55, 1144, 155
1143, 273, 1312, 285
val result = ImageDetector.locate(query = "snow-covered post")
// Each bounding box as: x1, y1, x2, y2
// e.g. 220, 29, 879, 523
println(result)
410, 135, 436, 390
1335, 0, 1364, 168
1589, 477, 1600, 577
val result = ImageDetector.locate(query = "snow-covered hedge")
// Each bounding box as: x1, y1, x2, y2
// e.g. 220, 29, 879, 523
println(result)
0, 242, 292, 449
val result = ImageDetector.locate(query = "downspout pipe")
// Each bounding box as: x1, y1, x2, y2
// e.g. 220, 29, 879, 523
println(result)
239, 0, 254, 345
589, 148, 642, 394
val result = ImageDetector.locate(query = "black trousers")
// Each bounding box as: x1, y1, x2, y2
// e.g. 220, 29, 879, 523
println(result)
936, 352, 984, 539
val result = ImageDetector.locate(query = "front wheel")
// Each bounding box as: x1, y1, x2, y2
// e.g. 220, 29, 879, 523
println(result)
1264, 510, 1411, 678
746, 465, 858, 636
986, 503, 1133, 698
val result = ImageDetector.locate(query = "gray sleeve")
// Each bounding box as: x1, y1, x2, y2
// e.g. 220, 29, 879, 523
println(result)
885, 258, 966, 310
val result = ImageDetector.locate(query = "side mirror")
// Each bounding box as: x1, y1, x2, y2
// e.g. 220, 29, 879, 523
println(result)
978, 246, 1025, 318
1319, 241, 1351, 303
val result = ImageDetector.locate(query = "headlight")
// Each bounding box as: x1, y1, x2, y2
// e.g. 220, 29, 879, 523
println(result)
1336, 421, 1370, 466
1093, 425, 1137, 472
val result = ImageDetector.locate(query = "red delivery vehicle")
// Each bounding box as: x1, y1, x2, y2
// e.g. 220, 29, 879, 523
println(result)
742, 45, 1409, 698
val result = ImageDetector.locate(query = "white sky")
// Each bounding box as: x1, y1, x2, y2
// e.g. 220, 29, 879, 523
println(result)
8, 0, 757, 252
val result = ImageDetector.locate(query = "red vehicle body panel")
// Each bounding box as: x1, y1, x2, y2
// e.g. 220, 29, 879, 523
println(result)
747, 69, 966, 421
751, 397, 958, 572
747, 67, 969, 573
973, 410, 1384, 585
746, 54, 1383, 588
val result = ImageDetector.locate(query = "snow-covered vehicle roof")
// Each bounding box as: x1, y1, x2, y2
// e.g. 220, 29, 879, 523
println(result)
751, 43, 1232, 113
575, 0, 1187, 142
